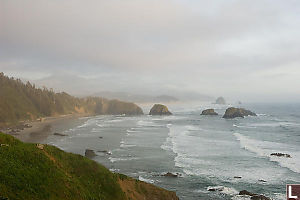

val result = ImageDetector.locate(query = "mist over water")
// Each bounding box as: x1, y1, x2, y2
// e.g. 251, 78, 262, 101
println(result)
46, 102, 300, 200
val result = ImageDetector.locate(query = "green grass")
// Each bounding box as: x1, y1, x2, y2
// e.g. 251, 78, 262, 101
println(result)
0, 132, 127, 200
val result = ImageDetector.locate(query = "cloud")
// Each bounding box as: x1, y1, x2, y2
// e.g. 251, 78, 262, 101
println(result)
1, 0, 300, 101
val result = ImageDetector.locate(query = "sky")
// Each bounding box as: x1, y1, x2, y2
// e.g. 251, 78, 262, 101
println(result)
1, 0, 300, 102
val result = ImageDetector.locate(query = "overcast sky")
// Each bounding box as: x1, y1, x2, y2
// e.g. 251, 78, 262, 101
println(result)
1, 0, 300, 102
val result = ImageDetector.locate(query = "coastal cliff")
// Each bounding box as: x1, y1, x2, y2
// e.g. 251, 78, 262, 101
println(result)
0, 73, 143, 127
0, 132, 179, 200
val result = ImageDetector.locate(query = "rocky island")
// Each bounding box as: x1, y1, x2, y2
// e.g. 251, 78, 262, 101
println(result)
149, 104, 172, 115
223, 107, 256, 119
215, 97, 226, 104
201, 109, 218, 116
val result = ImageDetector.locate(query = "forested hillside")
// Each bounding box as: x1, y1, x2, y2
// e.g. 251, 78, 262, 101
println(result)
0, 73, 143, 126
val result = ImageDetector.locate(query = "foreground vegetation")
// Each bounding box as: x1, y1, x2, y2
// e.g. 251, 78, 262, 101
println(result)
0, 132, 178, 200
0, 73, 143, 127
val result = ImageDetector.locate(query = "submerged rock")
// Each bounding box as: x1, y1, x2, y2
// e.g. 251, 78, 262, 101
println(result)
85, 149, 97, 158
258, 179, 267, 183
239, 190, 271, 200
201, 109, 218, 116
162, 172, 180, 178
54, 132, 67, 136
215, 97, 226, 104
223, 107, 256, 119
207, 186, 224, 191
149, 104, 172, 115
270, 153, 291, 158
97, 150, 112, 155
234, 176, 242, 179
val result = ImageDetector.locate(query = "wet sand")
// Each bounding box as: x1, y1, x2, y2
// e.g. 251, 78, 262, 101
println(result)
4, 114, 89, 143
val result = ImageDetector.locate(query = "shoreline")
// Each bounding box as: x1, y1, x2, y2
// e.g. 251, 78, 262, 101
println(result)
2, 114, 90, 143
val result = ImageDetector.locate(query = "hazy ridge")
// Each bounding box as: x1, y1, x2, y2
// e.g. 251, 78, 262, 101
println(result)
0, 73, 143, 127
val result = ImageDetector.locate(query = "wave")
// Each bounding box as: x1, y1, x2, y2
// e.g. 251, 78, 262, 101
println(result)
138, 176, 154, 184
207, 186, 238, 196
233, 124, 256, 129
126, 129, 139, 133
247, 121, 300, 128
120, 143, 137, 148
137, 120, 165, 128
185, 125, 201, 131
234, 133, 300, 173
108, 157, 139, 163
231, 195, 251, 200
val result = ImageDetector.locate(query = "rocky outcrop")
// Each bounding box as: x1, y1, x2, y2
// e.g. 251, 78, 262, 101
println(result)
162, 172, 180, 177
201, 109, 218, 116
85, 149, 97, 158
54, 132, 67, 136
239, 190, 271, 200
149, 104, 172, 115
207, 186, 224, 191
215, 97, 226, 104
223, 107, 256, 119
270, 153, 291, 158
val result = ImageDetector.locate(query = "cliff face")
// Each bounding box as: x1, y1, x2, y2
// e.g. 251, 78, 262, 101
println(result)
0, 133, 178, 200
0, 73, 143, 126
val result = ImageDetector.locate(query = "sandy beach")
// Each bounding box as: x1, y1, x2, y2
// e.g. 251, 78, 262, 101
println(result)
2, 114, 89, 143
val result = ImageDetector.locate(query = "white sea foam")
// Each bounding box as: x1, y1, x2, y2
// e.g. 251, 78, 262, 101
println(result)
234, 132, 300, 173
108, 157, 139, 163
257, 113, 268, 117
126, 129, 139, 133
120, 144, 137, 148
246, 121, 300, 128
138, 176, 154, 184
109, 168, 120, 172
231, 195, 251, 200
272, 193, 285, 200
207, 186, 238, 196
137, 120, 164, 128
185, 125, 201, 131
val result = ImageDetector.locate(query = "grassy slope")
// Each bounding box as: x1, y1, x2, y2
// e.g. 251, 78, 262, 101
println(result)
0, 133, 178, 200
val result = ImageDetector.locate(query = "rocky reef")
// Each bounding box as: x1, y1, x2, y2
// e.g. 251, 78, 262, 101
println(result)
201, 109, 218, 116
223, 107, 256, 119
85, 149, 97, 158
215, 97, 226, 104
270, 153, 291, 158
149, 104, 172, 115
239, 190, 271, 200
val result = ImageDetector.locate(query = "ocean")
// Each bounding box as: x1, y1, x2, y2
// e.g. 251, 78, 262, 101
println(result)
46, 102, 300, 200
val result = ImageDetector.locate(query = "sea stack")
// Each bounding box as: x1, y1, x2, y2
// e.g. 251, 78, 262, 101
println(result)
223, 107, 256, 119
215, 97, 226, 104
149, 104, 172, 115
201, 109, 218, 116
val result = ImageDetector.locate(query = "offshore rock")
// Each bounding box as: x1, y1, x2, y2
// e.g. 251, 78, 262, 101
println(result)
201, 109, 218, 116
215, 97, 226, 104
223, 107, 256, 119
149, 104, 172, 115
